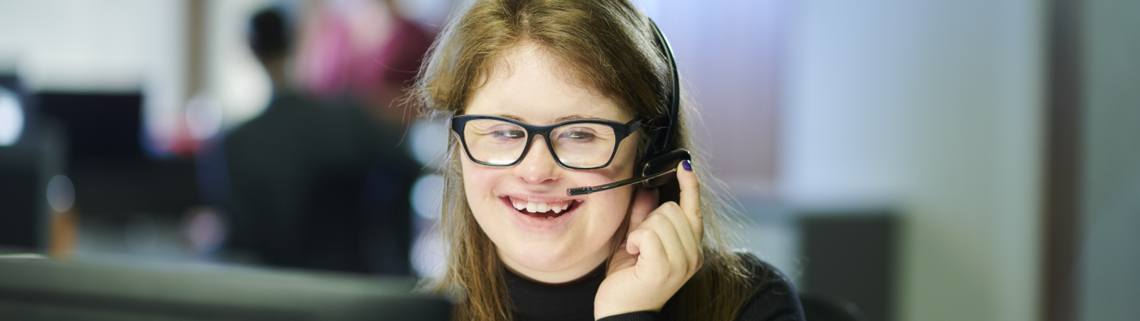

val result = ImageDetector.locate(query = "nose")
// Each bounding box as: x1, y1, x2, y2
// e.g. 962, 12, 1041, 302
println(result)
513, 135, 561, 184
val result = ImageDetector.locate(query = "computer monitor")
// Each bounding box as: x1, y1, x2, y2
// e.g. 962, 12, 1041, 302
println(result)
35, 91, 145, 161
0, 257, 451, 320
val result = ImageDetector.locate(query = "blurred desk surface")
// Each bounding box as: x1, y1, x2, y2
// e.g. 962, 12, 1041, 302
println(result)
0, 256, 449, 321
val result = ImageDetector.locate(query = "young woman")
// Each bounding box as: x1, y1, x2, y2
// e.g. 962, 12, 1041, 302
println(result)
411, 0, 804, 320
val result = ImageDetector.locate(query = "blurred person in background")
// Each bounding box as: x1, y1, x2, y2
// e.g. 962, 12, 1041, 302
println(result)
294, 0, 434, 128
197, 6, 418, 275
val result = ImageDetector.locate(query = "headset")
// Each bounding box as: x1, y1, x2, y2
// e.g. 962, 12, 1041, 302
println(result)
567, 17, 691, 196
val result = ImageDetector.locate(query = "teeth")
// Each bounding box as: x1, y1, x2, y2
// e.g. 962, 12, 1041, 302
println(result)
546, 216, 553, 219
523, 201, 554, 213
509, 197, 575, 214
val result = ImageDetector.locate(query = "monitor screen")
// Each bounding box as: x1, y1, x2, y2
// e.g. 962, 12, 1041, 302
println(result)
35, 91, 144, 161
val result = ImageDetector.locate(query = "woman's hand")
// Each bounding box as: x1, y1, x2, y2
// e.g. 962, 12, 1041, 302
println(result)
594, 160, 703, 319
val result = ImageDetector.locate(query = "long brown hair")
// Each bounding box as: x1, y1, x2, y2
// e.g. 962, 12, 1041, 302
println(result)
410, 0, 756, 320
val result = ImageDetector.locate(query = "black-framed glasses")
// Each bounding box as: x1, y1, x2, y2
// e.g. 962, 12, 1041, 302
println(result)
450, 115, 644, 170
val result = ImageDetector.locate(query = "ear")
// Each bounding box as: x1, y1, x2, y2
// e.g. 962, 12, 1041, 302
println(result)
643, 118, 669, 159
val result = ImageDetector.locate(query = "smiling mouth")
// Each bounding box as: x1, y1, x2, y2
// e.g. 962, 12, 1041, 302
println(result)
503, 196, 582, 219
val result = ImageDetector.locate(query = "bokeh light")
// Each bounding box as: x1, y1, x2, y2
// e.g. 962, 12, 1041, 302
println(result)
410, 174, 444, 220
0, 88, 23, 146
406, 118, 449, 168
184, 93, 224, 141
46, 175, 75, 213
411, 223, 445, 278
181, 207, 227, 254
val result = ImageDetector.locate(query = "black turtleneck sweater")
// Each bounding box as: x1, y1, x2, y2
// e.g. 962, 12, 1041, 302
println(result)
503, 252, 805, 321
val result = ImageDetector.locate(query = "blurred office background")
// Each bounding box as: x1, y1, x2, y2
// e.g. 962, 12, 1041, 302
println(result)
1, 0, 1137, 321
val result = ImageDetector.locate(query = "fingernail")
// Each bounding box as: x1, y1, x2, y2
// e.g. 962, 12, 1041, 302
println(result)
682, 159, 692, 171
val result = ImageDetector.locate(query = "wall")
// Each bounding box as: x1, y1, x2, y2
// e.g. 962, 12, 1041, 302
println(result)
0, 0, 186, 145
651, 0, 787, 194
781, 1, 1043, 320
1077, 0, 1140, 320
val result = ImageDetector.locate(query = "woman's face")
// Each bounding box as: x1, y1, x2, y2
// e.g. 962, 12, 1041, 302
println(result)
461, 43, 639, 283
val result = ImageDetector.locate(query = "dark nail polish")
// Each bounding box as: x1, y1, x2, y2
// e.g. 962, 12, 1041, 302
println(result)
682, 159, 692, 171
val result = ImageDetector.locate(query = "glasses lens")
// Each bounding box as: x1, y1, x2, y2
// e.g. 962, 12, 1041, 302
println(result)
463, 119, 528, 165
551, 123, 618, 168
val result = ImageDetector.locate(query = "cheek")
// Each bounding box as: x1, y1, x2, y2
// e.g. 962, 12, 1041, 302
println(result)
460, 158, 500, 204
461, 158, 508, 242
579, 140, 640, 225
589, 190, 633, 228
608, 137, 640, 179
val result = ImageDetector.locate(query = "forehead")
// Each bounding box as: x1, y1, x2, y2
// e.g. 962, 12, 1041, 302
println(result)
464, 43, 632, 125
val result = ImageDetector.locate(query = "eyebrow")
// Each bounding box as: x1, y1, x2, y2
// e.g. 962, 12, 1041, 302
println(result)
490, 113, 600, 124
553, 114, 594, 123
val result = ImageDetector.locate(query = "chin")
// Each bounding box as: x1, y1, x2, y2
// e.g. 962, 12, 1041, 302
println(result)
506, 243, 580, 270
498, 237, 611, 282
473, 196, 617, 278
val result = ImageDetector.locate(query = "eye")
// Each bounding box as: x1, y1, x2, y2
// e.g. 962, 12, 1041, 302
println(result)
491, 129, 525, 139
559, 129, 596, 141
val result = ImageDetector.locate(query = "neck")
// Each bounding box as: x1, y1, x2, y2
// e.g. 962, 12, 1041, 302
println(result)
259, 57, 289, 94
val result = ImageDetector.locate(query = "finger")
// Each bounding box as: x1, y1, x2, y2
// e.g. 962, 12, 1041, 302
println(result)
639, 210, 688, 270
676, 160, 702, 237
659, 201, 698, 260
608, 242, 637, 275
628, 187, 659, 233
627, 228, 669, 279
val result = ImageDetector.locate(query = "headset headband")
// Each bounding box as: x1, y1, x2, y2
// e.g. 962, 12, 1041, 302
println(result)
645, 17, 680, 159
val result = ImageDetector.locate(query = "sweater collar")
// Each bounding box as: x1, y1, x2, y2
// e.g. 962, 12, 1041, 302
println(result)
503, 264, 607, 321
